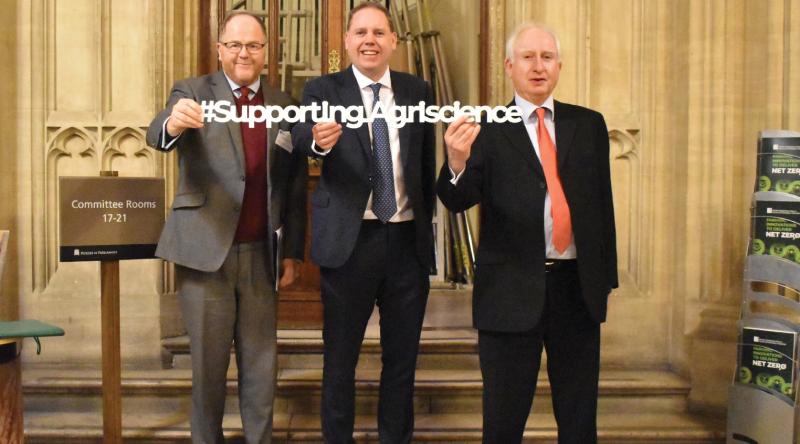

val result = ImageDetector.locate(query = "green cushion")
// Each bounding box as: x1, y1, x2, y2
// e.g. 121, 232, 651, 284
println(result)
0, 320, 64, 339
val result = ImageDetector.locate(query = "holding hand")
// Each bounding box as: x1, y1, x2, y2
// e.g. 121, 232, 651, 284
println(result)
444, 115, 481, 175
312, 122, 343, 150
279, 259, 301, 289
166, 98, 204, 137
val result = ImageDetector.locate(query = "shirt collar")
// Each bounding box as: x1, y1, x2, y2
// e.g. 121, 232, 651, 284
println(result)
514, 93, 555, 121
352, 65, 392, 92
222, 72, 260, 96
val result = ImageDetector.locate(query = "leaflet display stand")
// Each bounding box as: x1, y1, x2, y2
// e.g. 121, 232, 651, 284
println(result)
728, 131, 800, 444
728, 253, 800, 443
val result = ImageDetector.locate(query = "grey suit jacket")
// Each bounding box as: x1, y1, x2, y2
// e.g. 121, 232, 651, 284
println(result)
146, 71, 307, 275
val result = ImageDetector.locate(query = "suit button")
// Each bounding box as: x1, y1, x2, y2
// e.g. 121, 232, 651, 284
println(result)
233, 206, 240, 212
539, 182, 546, 189
240, 175, 245, 181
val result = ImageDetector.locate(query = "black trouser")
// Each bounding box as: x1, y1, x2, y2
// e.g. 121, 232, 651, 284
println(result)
479, 261, 601, 444
320, 220, 429, 444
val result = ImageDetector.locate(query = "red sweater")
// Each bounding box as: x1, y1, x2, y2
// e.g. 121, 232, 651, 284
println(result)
234, 90, 268, 242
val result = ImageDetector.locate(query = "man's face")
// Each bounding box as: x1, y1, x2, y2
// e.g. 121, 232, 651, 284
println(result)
217, 15, 267, 86
345, 7, 397, 81
504, 27, 561, 106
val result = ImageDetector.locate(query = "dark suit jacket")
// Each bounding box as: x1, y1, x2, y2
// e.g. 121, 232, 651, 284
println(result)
291, 66, 435, 269
437, 100, 618, 332
146, 71, 307, 277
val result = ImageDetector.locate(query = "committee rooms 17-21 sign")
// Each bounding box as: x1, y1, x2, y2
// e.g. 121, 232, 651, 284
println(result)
59, 176, 165, 262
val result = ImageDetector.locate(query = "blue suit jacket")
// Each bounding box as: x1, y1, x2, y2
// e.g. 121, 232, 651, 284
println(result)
292, 66, 435, 268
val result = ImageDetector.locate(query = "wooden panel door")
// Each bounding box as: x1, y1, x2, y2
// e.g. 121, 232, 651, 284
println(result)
200, 0, 347, 328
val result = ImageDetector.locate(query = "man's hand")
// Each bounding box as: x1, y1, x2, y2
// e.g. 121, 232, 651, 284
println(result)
278, 259, 301, 289
444, 115, 481, 175
312, 122, 343, 150
166, 98, 204, 137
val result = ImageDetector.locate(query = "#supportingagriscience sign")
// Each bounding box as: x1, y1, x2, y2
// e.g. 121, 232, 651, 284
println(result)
200, 100, 524, 129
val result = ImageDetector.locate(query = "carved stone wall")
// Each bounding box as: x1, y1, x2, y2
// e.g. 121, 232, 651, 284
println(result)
12, 0, 198, 368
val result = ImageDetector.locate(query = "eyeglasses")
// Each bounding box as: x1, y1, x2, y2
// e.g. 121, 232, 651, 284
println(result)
220, 41, 266, 53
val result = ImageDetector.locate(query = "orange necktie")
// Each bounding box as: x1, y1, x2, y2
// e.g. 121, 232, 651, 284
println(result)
535, 107, 572, 253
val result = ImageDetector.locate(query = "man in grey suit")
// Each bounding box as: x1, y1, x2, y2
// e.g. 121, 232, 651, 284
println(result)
146, 11, 307, 444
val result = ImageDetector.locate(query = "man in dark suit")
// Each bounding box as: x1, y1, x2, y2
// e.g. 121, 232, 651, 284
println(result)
291, 2, 435, 443
146, 11, 307, 444
437, 23, 618, 444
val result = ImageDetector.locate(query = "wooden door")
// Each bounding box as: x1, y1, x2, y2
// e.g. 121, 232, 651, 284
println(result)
207, 0, 346, 328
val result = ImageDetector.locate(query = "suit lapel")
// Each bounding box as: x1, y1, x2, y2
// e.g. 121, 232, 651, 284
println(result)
503, 122, 545, 179
340, 67, 371, 157
501, 100, 544, 179
553, 101, 576, 172
391, 71, 412, 168
210, 71, 245, 173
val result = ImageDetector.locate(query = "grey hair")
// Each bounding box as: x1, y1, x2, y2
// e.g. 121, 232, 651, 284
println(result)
505, 22, 561, 60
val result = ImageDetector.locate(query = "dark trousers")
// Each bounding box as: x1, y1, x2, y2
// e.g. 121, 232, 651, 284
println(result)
320, 220, 429, 444
479, 263, 601, 444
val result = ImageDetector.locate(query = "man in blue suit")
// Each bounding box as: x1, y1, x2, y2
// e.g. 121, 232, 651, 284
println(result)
291, 2, 435, 442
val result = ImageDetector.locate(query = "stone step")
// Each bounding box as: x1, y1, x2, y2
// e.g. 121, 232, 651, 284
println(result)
163, 328, 480, 355
162, 328, 480, 370
23, 368, 692, 415
24, 411, 726, 443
